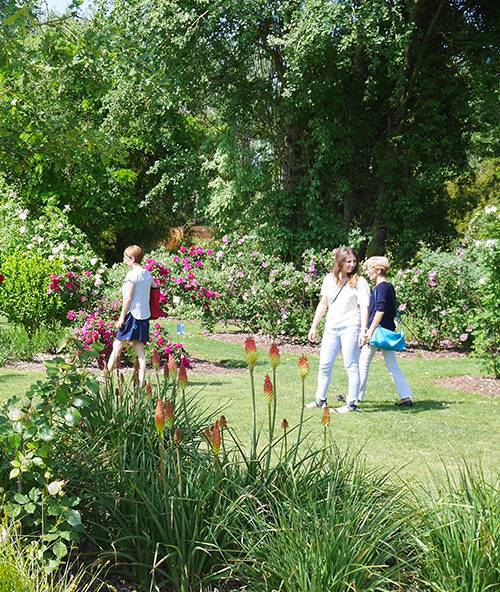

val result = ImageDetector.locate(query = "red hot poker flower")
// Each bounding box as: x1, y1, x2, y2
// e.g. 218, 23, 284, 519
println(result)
219, 415, 227, 430
297, 355, 310, 379
244, 337, 258, 369
164, 400, 174, 430
167, 355, 178, 379
178, 363, 188, 389
281, 418, 289, 431
155, 400, 165, 435
263, 374, 274, 404
321, 406, 331, 427
152, 349, 161, 370
173, 427, 183, 445
269, 343, 280, 369
212, 421, 221, 457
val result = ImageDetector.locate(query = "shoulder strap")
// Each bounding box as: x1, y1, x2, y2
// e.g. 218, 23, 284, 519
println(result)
328, 280, 347, 307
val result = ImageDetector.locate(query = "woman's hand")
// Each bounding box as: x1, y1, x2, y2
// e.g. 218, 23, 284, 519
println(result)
359, 330, 369, 347
116, 316, 125, 330
308, 327, 318, 343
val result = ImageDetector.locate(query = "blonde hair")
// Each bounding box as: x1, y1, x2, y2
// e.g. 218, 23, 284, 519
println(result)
332, 246, 359, 287
124, 245, 144, 263
365, 256, 390, 274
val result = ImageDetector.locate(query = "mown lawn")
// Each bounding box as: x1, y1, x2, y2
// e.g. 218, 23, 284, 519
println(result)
1, 319, 498, 484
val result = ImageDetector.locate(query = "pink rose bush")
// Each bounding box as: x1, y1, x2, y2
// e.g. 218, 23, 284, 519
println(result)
393, 246, 480, 350
68, 299, 186, 368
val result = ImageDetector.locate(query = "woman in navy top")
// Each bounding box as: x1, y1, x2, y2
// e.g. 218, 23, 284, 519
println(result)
358, 256, 413, 407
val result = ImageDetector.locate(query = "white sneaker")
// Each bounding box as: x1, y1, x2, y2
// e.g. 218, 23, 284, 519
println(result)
334, 403, 361, 414
304, 400, 327, 410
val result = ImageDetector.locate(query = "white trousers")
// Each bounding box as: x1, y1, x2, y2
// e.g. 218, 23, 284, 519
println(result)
358, 344, 412, 401
315, 325, 360, 405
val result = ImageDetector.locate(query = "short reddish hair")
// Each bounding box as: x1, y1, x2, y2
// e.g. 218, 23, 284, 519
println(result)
124, 245, 144, 263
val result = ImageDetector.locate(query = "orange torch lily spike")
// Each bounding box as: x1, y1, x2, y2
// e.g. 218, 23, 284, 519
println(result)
212, 421, 221, 457
268, 343, 280, 369
164, 400, 174, 430
167, 355, 178, 380
152, 348, 161, 370
178, 363, 188, 389
155, 400, 165, 435
297, 355, 310, 379
263, 374, 274, 404
244, 336, 258, 369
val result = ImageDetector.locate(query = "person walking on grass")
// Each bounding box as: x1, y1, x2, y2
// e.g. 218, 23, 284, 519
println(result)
107, 245, 153, 386
306, 246, 370, 413
358, 256, 413, 407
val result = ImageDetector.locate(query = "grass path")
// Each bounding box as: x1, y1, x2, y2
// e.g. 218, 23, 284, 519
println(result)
1, 319, 498, 483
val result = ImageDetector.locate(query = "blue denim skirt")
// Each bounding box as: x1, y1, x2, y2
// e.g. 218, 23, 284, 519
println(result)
116, 313, 150, 343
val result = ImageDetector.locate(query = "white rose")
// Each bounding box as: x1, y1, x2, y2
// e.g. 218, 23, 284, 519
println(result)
18, 209, 29, 220
485, 206, 497, 214
8, 408, 23, 422
47, 480, 66, 496
90, 257, 98, 266
57, 222, 64, 229
52, 246, 60, 254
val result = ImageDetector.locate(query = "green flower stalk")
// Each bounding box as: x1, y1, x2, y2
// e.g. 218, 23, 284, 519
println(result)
281, 418, 289, 460
245, 337, 258, 466
155, 400, 166, 485
264, 374, 274, 473
178, 363, 190, 434
295, 355, 309, 465
173, 427, 183, 496
268, 343, 280, 469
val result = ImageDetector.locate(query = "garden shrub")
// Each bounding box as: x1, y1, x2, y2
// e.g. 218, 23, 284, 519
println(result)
0, 323, 68, 366
393, 246, 480, 349
0, 254, 66, 336
0, 355, 97, 570
0, 190, 108, 337
465, 203, 499, 377
181, 234, 336, 339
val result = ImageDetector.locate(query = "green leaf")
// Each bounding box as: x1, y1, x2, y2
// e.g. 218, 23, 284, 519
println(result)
24, 502, 36, 514
64, 407, 81, 426
14, 492, 28, 504
53, 541, 68, 559
64, 509, 82, 527
9, 467, 20, 479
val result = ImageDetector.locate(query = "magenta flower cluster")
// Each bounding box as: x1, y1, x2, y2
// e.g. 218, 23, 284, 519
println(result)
47, 270, 103, 312
144, 245, 220, 312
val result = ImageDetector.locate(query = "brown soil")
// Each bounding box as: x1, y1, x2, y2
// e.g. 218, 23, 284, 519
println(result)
435, 375, 499, 397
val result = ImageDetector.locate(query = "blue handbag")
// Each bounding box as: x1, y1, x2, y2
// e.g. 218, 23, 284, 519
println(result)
370, 325, 406, 351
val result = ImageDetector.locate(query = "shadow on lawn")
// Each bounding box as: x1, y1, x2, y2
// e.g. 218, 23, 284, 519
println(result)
361, 399, 457, 413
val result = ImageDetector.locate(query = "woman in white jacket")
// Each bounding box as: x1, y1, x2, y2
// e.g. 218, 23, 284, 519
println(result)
306, 247, 370, 413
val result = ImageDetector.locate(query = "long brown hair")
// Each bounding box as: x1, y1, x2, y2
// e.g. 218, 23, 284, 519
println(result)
332, 246, 359, 287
